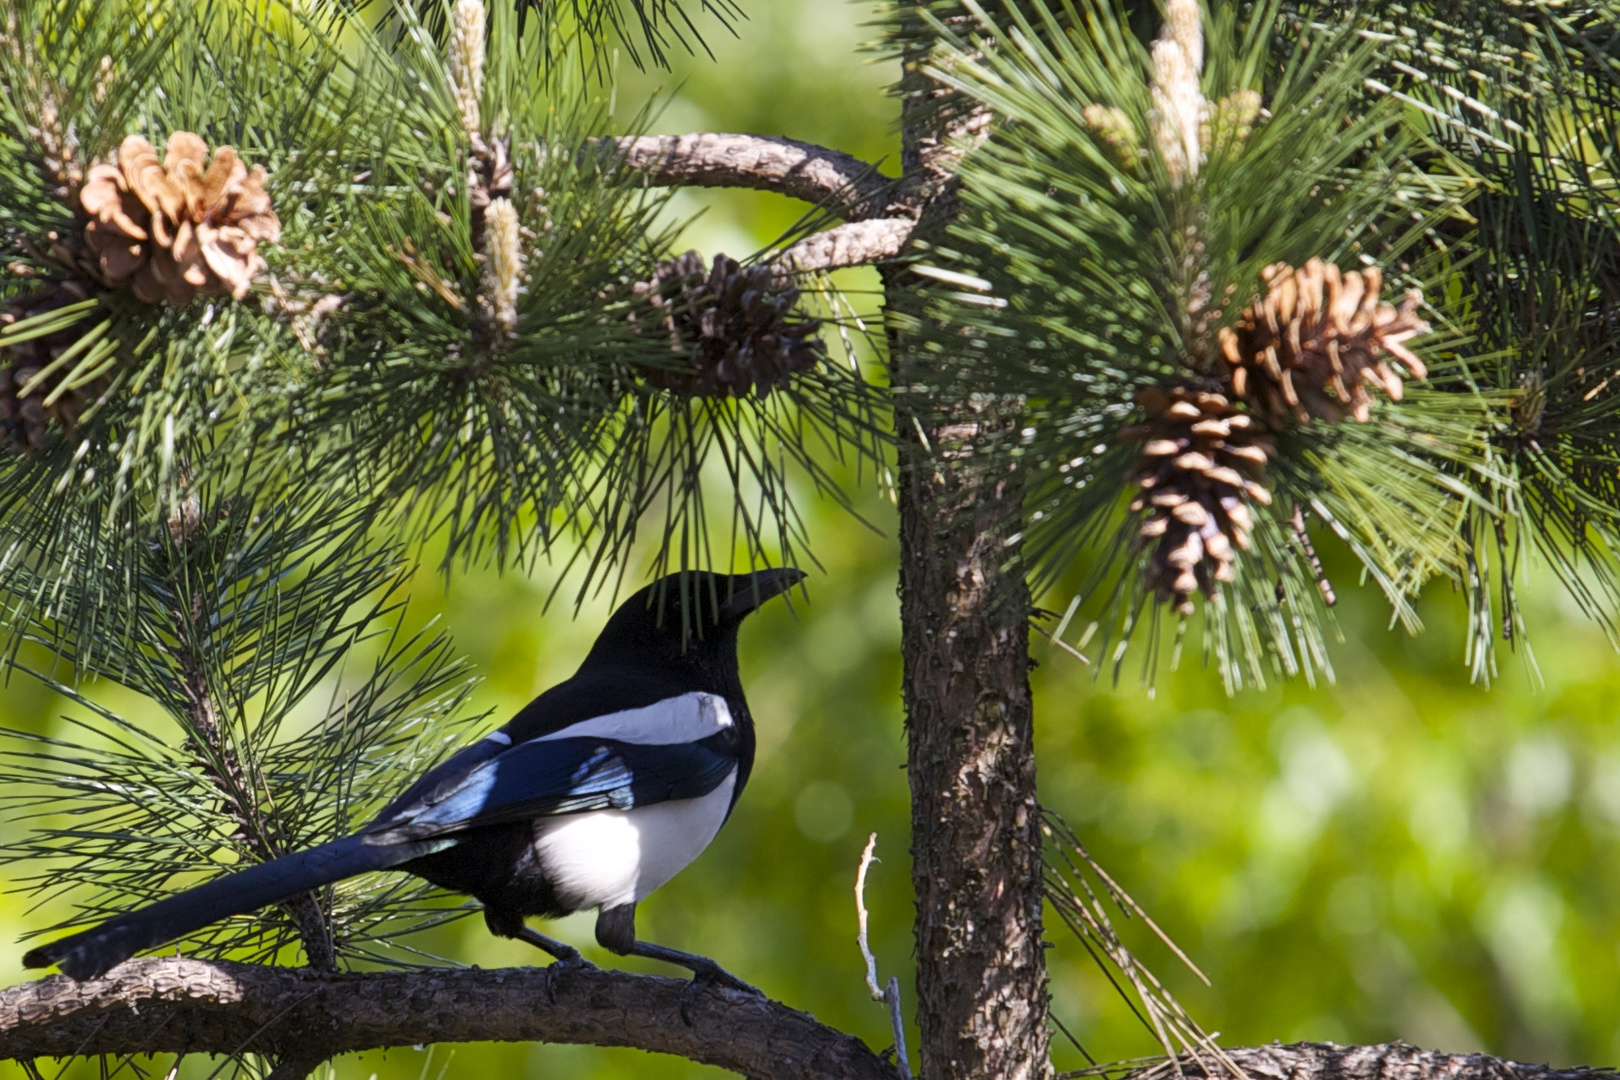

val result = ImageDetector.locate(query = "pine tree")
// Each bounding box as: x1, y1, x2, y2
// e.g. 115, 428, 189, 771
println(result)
0, 1, 1614, 1079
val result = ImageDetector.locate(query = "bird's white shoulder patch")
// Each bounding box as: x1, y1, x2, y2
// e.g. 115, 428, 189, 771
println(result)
536, 691, 732, 746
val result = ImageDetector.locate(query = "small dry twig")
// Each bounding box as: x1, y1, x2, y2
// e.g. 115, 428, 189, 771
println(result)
855, 833, 911, 1080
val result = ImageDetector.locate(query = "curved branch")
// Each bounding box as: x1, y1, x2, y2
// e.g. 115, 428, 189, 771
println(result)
0, 958, 897, 1080
3, 969, 1612, 1080
1114, 1043, 1620, 1080
775, 219, 916, 274
599, 134, 916, 270
608, 134, 896, 220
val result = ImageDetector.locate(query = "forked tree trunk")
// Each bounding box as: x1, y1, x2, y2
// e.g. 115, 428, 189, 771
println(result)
887, 7, 1054, 1077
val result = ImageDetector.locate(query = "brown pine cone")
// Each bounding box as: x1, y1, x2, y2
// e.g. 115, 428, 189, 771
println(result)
1218, 258, 1428, 424
0, 281, 100, 453
1123, 387, 1273, 613
629, 251, 824, 398
80, 132, 280, 305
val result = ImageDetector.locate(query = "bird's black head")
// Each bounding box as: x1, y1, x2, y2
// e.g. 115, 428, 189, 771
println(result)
582, 568, 805, 683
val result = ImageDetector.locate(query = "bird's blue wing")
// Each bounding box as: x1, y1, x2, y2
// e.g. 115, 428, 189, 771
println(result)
362, 735, 736, 843
369, 733, 513, 825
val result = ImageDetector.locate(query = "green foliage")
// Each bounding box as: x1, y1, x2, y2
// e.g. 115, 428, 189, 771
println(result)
1348, 0, 1620, 679
289, 1, 676, 567
405, 0, 747, 75
523, 0, 746, 73
0, 0, 353, 495
0, 2, 888, 1053
1035, 561, 1620, 1071
559, 365, 888, 599
0, 483, 482, 967
909, 0, 1487, 688
0, 0, 881, 673
4, 3, 1620, 1079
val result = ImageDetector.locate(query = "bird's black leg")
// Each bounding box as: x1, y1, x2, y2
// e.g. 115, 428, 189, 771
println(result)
484, 907, 592, 1001
595, 904, 759, 1002
627, 940, 758, 994
513, 925, 585, 964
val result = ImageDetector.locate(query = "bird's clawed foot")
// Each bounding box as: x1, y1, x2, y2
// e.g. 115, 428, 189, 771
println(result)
493, 918, 597, 1004
594, 904, 760, 1021
688, 957, 758, 995
542, 951, 595, 1004
677, 958, 761, 1024
549, 949, 593, 970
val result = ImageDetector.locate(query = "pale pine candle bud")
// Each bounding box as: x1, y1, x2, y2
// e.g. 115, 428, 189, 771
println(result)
1202, 89, 1262, 155
482, 197, 522, 335
1166, 0, 1202, 77
449, 0, 486, 139
1149, 41, 1202, 184
1082, 104, 1142, 169
92, 55, 113, 106
1149, 0, 1206, 186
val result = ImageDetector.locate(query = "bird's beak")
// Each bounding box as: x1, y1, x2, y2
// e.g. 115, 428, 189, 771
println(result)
720, 567, 807, 620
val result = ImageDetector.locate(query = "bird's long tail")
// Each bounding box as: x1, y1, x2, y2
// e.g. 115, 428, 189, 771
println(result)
22, 834, 447, 980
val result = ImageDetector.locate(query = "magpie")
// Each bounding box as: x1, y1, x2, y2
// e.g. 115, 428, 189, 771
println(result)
22, 567, 804, 989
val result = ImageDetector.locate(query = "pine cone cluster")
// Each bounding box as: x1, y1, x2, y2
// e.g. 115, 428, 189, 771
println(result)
1123, 387, 1273, 613
0, 282, 98, 452
629, 251, 823, 398
80, 133, 280, 306
1218, 258, 1428, 424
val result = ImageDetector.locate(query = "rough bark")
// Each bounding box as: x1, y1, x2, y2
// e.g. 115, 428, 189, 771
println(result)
608, 133, 895, 220
885, 7, 1051, 1080
0, 958, 898, 1080
4, 963, 1612, 1080
894, 405, 1048, 1080
777, 218, 915, 273
1114, 1043, 1620, 1080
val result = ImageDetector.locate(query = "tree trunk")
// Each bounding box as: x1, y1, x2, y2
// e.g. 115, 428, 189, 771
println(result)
894, 409, 1050, 1080
887, 8, 1053, 1078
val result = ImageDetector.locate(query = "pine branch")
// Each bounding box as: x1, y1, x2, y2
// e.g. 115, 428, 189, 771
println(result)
169, 632, 336, 973
1076, 1043, 1620, 1080
0, 483, 474, 970
608, 133, 897, 220
0, 959, 899, 1080
776, 219, 917, 273
154, 508, 339, 972
605, 133, 916, 271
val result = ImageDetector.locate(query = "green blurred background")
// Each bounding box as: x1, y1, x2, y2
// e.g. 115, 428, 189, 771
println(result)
6, 2, 1620, 1076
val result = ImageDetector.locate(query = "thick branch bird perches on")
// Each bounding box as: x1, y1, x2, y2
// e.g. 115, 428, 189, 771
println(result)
0, 959, 897, 1080
1, 960, 1613, 1080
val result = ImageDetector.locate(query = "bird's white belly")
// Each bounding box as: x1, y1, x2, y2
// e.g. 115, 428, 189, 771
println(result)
532, 769, 737, 910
